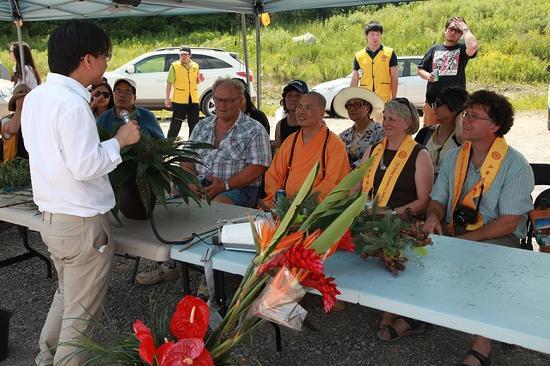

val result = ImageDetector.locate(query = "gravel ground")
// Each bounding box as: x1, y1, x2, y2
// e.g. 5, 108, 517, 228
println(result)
1, 224, 550, 366
1, 111, 549, 365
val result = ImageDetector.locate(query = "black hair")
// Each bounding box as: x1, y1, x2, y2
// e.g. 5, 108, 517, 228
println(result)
465, 90, 514, 137
9, 41, 41, 85
365, 21, 383, 35
48, 21, 111, 76
91, 81, 115, 111
440, 86, 469, 113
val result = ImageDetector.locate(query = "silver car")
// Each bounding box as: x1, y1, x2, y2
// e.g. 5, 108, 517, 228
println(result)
311, 56, 427, 117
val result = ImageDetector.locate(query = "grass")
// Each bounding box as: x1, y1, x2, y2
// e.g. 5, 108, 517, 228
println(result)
0, 0, 548, 112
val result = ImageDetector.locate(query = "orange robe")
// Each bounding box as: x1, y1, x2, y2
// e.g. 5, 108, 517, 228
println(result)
264, 124, 350, 207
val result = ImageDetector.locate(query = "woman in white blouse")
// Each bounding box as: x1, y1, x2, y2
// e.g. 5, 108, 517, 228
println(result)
9, 41, 41, 89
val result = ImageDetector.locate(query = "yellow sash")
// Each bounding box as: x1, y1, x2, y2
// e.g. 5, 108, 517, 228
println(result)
362, 135, 416, 207
449, 137, 508, 232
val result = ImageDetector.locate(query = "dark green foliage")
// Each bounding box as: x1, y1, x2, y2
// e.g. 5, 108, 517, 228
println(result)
98, 127, 212, 220
0, 157, 31, 189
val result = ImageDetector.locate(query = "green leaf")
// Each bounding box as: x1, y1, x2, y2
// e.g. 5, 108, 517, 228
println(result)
300, 156, 372, 231
309, 192, 368, 254
267, 163, 319, 252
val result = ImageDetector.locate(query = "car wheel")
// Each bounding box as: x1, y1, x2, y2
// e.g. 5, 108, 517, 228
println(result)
201, 91, 216, 116
328, 103, 338, 118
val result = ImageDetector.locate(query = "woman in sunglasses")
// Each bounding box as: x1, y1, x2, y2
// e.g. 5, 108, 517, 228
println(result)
90, 80, 114, 118
359, 97, 434, 341
415, 87, 468, 175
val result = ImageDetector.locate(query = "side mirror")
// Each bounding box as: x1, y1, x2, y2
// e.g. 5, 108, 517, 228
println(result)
126, 65, 135, 74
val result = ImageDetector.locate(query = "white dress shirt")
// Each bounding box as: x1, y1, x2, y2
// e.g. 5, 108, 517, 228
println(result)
21, 73, 122, 217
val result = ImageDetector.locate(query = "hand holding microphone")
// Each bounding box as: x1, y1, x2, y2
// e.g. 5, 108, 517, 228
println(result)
114, 109, 140, 147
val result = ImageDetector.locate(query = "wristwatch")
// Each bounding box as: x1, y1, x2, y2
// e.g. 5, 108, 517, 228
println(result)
462, 26, 469, 31
224, 180, 230, 191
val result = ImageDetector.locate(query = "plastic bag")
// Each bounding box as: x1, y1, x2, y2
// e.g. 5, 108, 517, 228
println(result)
248, 267, 308, 331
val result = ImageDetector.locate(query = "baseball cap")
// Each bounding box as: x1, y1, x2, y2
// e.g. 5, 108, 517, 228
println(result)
178, 46, 191, 55
283, 79, 309, 94
113, 78, 136, 95
8, 84, 31, 112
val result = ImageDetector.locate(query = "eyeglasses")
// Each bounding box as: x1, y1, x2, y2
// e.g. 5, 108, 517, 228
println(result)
345, 101, 366, 110
446, 27, 462, 34
213, 96, 241, 104
114, 89, 133, 96
462, 110, 492, 121
101, 51, 112, 62
93, 91, 110, 99
431, 98, 445, 109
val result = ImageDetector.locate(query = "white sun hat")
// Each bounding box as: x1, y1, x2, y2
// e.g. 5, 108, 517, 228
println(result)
333, 87, 384, 120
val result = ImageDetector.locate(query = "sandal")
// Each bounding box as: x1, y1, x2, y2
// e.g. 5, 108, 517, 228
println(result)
456, 349, 491, 366
376, 316, 427, 342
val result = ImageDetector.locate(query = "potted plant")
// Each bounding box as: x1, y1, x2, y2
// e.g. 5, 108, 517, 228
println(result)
99, 128, 211, 220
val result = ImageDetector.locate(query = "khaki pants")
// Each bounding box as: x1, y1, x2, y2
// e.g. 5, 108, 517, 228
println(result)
35, 213, 115, 366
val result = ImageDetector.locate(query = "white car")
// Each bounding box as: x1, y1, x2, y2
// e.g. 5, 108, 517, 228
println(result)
311, 56, 427, 117
105, 47, 254, 116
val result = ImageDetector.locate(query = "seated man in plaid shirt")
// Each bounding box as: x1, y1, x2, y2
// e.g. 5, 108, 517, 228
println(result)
182, 77, 272, 207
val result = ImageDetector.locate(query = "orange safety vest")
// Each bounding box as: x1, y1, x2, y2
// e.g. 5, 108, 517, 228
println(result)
355, 46, 393, 102
171, 60, 200, 104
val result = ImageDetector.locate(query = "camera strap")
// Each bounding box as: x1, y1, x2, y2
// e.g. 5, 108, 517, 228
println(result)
449, 137, 508, 232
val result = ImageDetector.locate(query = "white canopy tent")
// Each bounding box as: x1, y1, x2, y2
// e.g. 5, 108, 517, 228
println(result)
1, 0, 420, 105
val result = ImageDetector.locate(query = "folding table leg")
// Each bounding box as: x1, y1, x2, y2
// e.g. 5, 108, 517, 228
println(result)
181, 262, 191, 294
20, 226, 52, 278
214, 269, 227, 315
270, 322, 282, 352
130, 256, 140, 285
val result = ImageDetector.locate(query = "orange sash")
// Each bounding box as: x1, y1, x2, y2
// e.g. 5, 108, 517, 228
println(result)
449, 137, 509, 232
362, 135, 416, 207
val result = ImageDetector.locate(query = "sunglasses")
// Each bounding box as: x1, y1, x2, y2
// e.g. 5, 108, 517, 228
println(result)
446, 27, 463, 34
93, 91, 110, 99
345, 101, 366, 110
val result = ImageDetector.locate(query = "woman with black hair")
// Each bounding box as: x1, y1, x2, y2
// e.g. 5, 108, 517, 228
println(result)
9, 41, 41, 89
90, 80, 114, 118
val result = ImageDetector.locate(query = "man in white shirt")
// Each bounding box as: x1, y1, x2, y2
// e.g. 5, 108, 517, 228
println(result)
21, 21, 140, 366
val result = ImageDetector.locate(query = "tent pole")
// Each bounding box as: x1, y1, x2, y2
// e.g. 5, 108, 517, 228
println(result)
15, 19, 26, 83
240, 13, 251, 91
255, 12, 261, 109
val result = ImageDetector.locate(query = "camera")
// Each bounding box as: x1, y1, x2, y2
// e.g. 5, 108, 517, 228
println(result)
198, 175, 212, 187
453, 205, 478, 227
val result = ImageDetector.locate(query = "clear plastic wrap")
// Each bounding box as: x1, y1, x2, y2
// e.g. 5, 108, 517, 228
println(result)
248, 267, 308, 331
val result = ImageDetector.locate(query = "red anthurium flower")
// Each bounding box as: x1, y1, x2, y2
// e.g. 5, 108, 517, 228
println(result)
336, 230, 355, 252
170, 295, 210, 340
301, 272, 341, 313
160, 338, 214, 366
132, 319, 156, 366
156, 340, 175, 363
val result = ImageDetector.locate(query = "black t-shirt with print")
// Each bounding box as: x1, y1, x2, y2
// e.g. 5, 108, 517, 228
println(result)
419, 43, 476, 102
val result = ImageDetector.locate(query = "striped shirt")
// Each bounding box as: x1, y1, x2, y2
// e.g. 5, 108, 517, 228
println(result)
189, 112, 271, 186
432, 145, 534, 239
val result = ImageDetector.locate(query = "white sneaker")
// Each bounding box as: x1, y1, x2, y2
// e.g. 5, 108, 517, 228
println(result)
136, 263, 179, 285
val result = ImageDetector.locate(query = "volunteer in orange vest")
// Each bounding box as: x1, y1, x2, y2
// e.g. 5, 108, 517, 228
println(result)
165, 45, 204, 138
360, 97, 433, 344
350, 21, 398, 103
423, 90, 533, 366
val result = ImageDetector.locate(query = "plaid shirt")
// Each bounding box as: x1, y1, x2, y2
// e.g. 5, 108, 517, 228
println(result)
190, 112, 272, 186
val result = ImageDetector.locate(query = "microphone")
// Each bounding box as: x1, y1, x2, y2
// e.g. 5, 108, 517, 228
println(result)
119, 109, 131, 124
